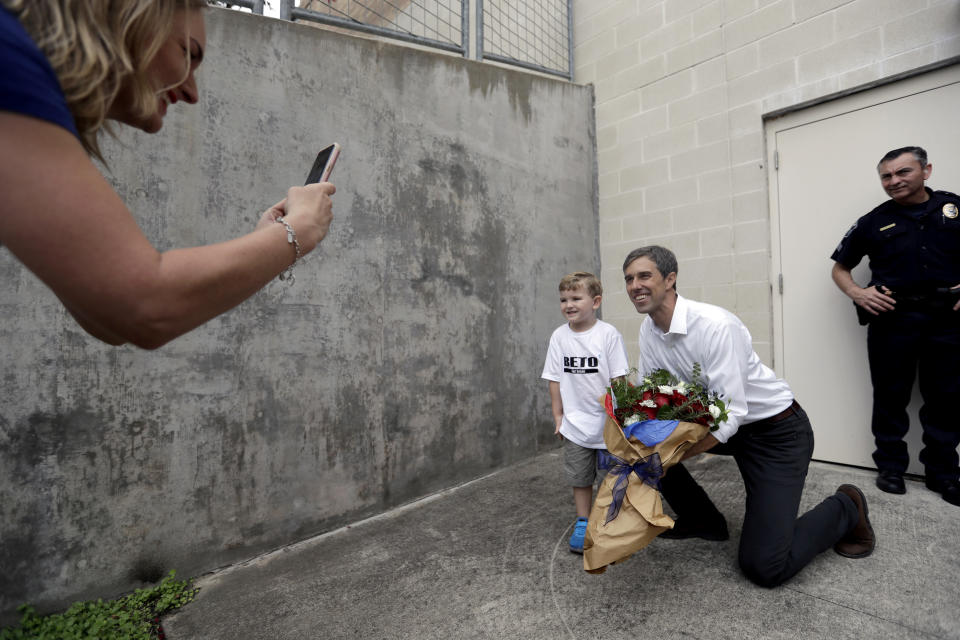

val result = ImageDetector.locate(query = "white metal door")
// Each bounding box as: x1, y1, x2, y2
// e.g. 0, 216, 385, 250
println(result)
766, 65, 960, 473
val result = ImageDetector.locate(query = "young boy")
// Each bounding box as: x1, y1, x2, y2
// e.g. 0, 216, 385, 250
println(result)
541, 272, 629, 553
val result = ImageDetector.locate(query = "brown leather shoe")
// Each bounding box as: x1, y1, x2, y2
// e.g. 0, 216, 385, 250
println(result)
834, 484, 875, 558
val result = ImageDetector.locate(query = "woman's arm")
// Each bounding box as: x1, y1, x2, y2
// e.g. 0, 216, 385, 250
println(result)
0, 112, 334, 349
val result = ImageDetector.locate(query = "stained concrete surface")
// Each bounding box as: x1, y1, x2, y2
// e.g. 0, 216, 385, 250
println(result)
164, 452, 960, 640
0, 7, 596, 618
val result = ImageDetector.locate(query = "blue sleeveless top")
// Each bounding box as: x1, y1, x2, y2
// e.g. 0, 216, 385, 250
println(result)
0, 5, 79, 137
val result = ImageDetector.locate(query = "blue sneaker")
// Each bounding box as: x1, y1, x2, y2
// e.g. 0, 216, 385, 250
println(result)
569, 517, 588, 554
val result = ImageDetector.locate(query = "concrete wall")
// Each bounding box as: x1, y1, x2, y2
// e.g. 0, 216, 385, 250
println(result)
573, 0, 960, 365
0, 8, 597, 621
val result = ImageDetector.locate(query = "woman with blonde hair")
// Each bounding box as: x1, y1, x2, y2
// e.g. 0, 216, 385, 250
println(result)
0, 0, 336, 348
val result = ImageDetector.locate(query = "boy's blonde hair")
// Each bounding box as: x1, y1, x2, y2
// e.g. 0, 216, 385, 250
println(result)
2, 0, 208, 160
559, 271, 603, 298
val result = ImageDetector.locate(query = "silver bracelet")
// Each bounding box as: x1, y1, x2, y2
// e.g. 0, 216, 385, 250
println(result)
276, 216, 301, 282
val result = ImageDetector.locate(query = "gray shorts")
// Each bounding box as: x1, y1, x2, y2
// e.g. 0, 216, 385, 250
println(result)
563, 439, 607, 487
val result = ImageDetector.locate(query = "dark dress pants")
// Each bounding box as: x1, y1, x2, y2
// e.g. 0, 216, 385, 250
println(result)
867, 309, 960, 483
659, 406, 858, 588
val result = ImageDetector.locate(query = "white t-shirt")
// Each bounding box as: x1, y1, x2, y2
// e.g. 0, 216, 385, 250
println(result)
541, 320, 630, 448
638, 295, 794, 443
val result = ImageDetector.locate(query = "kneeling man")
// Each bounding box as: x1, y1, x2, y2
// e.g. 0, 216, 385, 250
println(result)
623, 245, 874, 587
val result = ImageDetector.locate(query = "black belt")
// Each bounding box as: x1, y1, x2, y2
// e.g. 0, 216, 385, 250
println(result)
874, 286, 960, 310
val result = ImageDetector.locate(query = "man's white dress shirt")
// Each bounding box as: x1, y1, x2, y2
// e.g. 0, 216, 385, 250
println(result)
638, 295, 795, 443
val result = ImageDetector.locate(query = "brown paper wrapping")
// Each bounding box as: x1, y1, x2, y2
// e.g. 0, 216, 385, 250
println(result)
582, 417, 709, 573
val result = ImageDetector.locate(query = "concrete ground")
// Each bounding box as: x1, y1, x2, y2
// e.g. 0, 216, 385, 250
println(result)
165, 452, 960, 640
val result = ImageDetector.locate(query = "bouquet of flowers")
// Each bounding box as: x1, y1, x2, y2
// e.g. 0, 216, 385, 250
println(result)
583, 365, 729, 574
609, 364, 728, 434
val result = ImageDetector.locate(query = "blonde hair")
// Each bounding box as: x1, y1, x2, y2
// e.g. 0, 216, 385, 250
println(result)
559, 271, 603, 298
1, 0, 207, 160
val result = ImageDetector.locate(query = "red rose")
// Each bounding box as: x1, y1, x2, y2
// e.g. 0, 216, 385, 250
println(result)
653, 393, 672, 408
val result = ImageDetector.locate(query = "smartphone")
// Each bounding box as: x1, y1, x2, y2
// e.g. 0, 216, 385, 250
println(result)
304, 143, 341, 184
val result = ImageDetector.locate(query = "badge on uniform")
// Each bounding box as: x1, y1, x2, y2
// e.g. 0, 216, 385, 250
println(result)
943, 203, 959, 219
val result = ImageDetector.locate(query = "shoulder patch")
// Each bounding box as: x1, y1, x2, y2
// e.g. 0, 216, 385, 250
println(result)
833, 220, 859, 255
841, 220, 858, 239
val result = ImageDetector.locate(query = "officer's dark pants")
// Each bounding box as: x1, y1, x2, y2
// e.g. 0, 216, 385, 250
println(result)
659, 405, 859, 588
867, 309, 960, 483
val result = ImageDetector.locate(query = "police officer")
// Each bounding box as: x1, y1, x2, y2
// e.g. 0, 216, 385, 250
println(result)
831, 146, 960, 507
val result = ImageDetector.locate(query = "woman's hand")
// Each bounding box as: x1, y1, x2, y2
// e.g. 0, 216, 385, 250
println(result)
1, 110, 340, 349
256, 182, 336, 255
256, 198, 286, 230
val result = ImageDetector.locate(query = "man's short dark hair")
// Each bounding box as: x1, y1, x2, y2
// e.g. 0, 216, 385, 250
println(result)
622, 245, 678, 291
878, 146, 927, 170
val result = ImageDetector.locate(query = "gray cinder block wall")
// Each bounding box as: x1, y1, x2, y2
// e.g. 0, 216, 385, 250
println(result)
0, 8, 598, 621
573, 0, 960, 365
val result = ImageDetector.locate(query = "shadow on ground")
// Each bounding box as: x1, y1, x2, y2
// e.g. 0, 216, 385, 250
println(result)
165, 452, 960, 640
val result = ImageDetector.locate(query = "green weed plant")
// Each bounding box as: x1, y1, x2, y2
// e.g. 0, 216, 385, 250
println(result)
0, 570, 197, 640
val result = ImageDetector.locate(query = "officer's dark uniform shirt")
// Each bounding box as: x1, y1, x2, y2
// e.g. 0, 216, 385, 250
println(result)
832, 188, 960, 292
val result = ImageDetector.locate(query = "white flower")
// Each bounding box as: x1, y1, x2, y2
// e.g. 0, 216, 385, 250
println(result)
656, 382, 687, 394
623, 414, 642, 426
708, 404, 722, 419
639, 399, 657, 408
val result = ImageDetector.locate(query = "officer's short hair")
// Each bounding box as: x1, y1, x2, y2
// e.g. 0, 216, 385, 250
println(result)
878, 146, 927, 170
622, 246, 678, 291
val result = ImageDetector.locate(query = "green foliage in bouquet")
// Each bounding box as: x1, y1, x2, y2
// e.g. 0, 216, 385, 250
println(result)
0, 570, 197, 640
608, 363, 729, 431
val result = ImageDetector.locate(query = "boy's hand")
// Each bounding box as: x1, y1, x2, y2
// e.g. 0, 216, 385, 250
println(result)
554, 417, 563, 437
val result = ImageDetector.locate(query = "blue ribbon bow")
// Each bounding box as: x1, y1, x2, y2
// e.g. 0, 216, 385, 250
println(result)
597, 450, 663, 525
